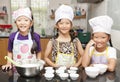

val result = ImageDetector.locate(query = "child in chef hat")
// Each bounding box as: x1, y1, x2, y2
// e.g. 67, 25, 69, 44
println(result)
44, 4, 84, 68
2, 7, 42, 71
82, 15, 117, 72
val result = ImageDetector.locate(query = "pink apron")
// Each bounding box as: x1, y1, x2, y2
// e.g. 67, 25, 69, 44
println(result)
13, 32, 36, 64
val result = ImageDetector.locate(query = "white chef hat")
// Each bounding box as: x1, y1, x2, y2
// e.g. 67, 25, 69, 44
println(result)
12, 7, 32, 21
89, 15, 113, 34
55, 4, 74, 23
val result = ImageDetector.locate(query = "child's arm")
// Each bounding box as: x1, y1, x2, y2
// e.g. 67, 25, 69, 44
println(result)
73, 39, 84, 67
44, 40, 59, 68
36, 52, 41, 60
107, 58, 117, 72
2, 51, 13, 70
107, 48, 117, 72
82, 40, 95, 67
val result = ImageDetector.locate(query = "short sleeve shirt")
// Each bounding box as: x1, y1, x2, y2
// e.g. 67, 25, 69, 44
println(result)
8, 31, 41, 53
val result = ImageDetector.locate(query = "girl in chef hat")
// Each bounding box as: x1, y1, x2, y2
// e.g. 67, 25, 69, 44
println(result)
2, 7, 42, 71
82, 15, 117, 72
44, 4, 84, 68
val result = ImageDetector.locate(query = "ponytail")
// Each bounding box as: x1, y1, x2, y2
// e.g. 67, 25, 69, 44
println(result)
69, 29, 76, 42
109, 38, 113, 47
29, 7, 38, 54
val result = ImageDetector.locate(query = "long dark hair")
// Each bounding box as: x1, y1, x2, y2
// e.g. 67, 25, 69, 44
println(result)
29, 7, 38, 54
53, 19, 76, 42
109, 38, 113, 47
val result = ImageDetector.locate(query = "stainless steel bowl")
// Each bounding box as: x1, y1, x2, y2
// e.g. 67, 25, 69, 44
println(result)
17, 76, 41, 82
16, 64, 41, 77
15, 60, 45, 77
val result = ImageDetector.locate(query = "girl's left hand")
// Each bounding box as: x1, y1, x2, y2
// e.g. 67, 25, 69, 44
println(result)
69, 64, 78, 68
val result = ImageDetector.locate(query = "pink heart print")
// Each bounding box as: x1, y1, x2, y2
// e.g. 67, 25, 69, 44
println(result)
20, 44, 29, 54
17, 54, 21, 59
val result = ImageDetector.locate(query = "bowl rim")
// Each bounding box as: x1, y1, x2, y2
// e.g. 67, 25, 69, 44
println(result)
70, 73, 79, 77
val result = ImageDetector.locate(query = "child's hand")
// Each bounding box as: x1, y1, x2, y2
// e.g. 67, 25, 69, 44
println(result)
71, 64, 79, 67
66, 64, 77, 68
87, 40, 96, 48
54, 64, 60, 68
2, 64, 12, 72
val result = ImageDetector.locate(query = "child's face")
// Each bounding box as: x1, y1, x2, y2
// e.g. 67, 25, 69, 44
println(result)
56, 18, 72, 35
92, 32, 110, 48
15, 16, 33, 33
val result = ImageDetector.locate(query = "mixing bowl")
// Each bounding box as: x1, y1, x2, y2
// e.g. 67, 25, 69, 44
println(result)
15, 60, 45, 77
16, 64, 41, 77
93, 64, 108, 74
85, 66, 100, 78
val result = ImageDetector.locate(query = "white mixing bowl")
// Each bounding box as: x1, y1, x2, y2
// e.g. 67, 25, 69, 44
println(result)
93, 64, 108, 74
85, 66, 100, 78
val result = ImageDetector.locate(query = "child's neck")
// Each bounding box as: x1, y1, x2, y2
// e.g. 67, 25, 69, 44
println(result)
19, 31, 29, 36
57, 34, 71, 42
96, 46, 107, 52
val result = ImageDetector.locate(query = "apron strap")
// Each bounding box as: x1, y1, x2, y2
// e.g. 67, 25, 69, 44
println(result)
14, 32, 19, 40
14, 32, 32, 40
90, 47, 108, 58
28, 32, 32, 40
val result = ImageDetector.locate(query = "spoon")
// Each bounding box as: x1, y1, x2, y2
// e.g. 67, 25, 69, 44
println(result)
4, 56, 20, 66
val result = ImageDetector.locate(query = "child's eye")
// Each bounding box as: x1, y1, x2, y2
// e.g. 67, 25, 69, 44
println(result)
94, 36, 98, 38
66, 22, 70, 24
59, 22, 63, 24
102, 37, 106, 39
25, 20, 29, 21
17, 20, 21, 22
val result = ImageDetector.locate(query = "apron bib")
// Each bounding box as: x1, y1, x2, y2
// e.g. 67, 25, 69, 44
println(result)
90, 47, 108, 64
13, 32, 36, 64
55, 42, 76, 66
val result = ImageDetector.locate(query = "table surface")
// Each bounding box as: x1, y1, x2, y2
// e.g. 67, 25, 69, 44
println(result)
0, 61, 120, 82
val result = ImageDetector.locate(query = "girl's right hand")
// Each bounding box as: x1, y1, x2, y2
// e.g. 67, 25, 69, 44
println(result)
86, 40, 96, 48
2, 64, 12, 72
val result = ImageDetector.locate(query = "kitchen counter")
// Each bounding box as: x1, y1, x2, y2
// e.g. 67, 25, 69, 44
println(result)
0, 60, 120, 82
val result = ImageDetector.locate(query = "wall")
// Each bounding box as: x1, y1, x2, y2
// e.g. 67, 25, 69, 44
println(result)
88, 0, 120, 51
0, 0, 11, 24
46, 0, 89, 36
87, 1, 107, 32
1, 0, 88, 37
107, 0, 120, 30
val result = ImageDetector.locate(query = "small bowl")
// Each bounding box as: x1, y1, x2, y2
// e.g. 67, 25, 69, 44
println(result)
58, 66, 67, 70
70, 73, 79, 80
68, 70, 77, 74
59, 73, 69, 80
93, 64, 108, 74
45, 67, 53, 70
45, 69, 54, 74
70, 67, 78, 71
44, 73, 54, 80
56, 69, 65, 75
85, 67, 100, 78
